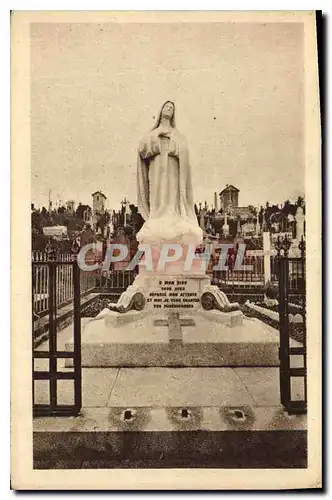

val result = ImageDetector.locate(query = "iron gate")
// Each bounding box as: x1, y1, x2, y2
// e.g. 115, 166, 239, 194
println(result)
276, 236, 307, 415
32, 256, 82, 417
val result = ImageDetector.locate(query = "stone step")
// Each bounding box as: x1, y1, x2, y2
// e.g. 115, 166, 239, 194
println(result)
33, 405, 307, 469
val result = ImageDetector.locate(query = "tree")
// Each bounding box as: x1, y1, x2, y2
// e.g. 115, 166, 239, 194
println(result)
58, 205, 66, 214
76, 203, 91, 220
296, 196, 304, 208
129, 204, 138, 214
131, 212, 144, 233
31, 211, 43, 233
248, 205, 257, 216
258, 206, 264, 225
96, 212, 110, 235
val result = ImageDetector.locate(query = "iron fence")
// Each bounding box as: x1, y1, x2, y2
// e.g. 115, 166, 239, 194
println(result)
276, 237, 306, 415
270, 254, 305, 291
95, 269, 137, 293
32, 251, 96, 318
33, 257, 82, 417
211, 255, 264, 286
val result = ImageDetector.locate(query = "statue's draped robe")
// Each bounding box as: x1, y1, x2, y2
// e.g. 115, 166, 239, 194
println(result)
137, 128, 203, 244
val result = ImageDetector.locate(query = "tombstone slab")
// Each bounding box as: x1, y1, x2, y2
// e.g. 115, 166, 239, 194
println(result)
65, 303, 287, 367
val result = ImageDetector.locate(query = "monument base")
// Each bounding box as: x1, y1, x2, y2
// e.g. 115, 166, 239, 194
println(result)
66, 313, 282, 367
66, 272, 287, 367
105, 273, 240, 315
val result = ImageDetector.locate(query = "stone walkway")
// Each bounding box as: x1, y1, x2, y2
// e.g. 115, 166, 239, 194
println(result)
33, 322, 307, 469
34, 366, 299, 408
33, 365, 307, 469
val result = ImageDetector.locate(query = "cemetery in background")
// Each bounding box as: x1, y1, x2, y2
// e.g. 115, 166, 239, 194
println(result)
32, 187, 306, 346
32, 235, 305, 344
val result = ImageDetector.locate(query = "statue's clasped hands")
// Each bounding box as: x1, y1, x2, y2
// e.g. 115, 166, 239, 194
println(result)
154, 125, 171, 139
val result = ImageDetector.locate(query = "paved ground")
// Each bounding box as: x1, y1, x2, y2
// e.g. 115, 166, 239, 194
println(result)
34, 317, 304, 408
33, 322, 307, 469
34, 365, 305, 408
33, 365, 307, 469
34, 317, 305, 419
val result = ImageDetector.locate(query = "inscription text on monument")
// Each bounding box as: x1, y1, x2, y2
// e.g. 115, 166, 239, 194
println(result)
146, 279, 200, 311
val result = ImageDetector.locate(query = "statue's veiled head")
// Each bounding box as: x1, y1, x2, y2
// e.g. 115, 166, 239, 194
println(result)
152, 101, 176, 129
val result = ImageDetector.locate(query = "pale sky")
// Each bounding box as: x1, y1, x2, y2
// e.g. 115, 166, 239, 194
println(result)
31, 21, 304, 211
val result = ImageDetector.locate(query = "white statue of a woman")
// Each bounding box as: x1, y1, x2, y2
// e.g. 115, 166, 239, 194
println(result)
137, 101, 202, 246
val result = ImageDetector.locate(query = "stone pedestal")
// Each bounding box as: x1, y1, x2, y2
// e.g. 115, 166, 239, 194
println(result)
66, 234, 282, 368
138, 243, 207, 277
106, 270, 240, 316
65, 268, 282, 368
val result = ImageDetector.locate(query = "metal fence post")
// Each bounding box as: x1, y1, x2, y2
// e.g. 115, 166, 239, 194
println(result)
278, 252, 290, 407
48, 260, 57, 409
33, 256, 83, 417
276, 235, 307, 415
73, 256, 82, 412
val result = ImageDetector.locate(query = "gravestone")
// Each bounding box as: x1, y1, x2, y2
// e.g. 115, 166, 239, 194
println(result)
295, 206, 305, 241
